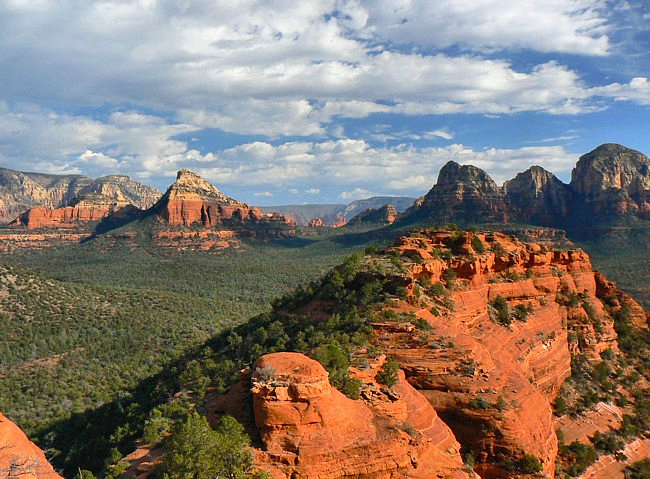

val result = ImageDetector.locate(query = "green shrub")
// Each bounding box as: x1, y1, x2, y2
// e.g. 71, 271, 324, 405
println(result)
491, 296, 510, 326
376, 357, 400, 388
471, 236, 486, 254
164, 413, 258, 479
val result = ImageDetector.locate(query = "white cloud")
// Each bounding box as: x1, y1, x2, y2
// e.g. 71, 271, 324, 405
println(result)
340, 188, 375, 200
254, 191, 273, 197
288, 188, 299, 194
305, 188, 320, 194
423, 130, 454, 140
0, 0, 638, 140
349, 0, 611, 55
591, 77, 650, 104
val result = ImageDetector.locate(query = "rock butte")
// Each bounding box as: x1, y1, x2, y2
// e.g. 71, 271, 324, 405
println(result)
0, 168, 160, 224
400, 143, 650, 226
0, 413, 62, 479
376, 230, 646, 478
348, 204, 398, 225
151, 169, 294, 229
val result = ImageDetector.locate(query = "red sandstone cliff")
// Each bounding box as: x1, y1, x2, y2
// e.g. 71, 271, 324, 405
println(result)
212, 352, 473, 479
0, 413, 62, 479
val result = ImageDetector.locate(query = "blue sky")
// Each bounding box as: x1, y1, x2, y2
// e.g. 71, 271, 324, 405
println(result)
0, 0, 649, 204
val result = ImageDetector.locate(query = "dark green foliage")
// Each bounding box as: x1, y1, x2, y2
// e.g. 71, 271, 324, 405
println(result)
312, 343, 361, 399
471, 235, 486, 254
512, 303, 532, 322
467, 397, 491, 410
560, 441, 597, 476
590, 431, 624, 454
491, 295, 510, 326
514, 454, 543, 474
625, 458, 650, 479
554, 395, 569, 415
412, 318, 433, 331
163, 413, 258, 479
442, 268, 456, 288
376, 357, 400, 388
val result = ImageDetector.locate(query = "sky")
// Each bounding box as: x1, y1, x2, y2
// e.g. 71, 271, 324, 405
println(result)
0, 0, 649, 205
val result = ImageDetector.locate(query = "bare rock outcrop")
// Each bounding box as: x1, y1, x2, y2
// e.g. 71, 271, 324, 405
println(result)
0, 412, 62, 479
571, 143, 650, 218
153, 169, 293, 229
214, 352, 473, 479
0, 167, 160, 223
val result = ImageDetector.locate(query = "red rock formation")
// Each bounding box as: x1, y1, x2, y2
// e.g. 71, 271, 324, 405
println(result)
213, 352, 473, 479
0, 412, 62, 479
307, 217, 325, 227
366, 230, 636, 478
331, 214, 347, 228
10, 204, 111, 229
154, 169, 293, 229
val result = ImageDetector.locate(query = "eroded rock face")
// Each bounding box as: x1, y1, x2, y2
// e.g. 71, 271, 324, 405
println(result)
571, 144, 650, 218
368, 230, 636, 478
504, 166, 572, 226
307, 217, 325, 227
405, 161, 510, 224
0, 167, 160, 223
400, 143, 650, 227
215, 352, 472, 479
153, 169, 293, 228
348, 204, 398, 225
0, 413, 62, 479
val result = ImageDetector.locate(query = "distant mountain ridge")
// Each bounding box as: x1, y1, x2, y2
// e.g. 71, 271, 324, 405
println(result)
259, 196, 416, 226
0, 167, 161, 223
401, 143, 650, 229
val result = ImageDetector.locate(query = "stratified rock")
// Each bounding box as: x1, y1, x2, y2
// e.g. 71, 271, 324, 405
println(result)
571, 144, 650, 218
375, 229, 636, 477
504, 166, 572, 226
348, 204, 398, 225
0, 167, 160, 223
214, 352, 472, 479
153, 169, 292, 228
0, 412, 62, 479
402, 161, 510, 224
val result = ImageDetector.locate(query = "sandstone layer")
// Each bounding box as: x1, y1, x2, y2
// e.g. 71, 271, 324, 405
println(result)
0, 167, 160, 223
362, 230, 642, 478
153, 169, 294, 229
212, 352, 472, 479
0, 412, 62, 479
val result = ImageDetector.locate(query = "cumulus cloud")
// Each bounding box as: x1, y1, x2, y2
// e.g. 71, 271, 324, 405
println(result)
0, 0, 639, 139
349, 0, 610, 55
305, 188, 320, 194
591, 77, 650, 104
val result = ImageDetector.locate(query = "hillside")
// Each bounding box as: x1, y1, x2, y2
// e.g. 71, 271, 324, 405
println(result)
33, 228, 648, 478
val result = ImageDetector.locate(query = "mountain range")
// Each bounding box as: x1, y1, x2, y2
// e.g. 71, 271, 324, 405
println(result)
400, 143, 650, 230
